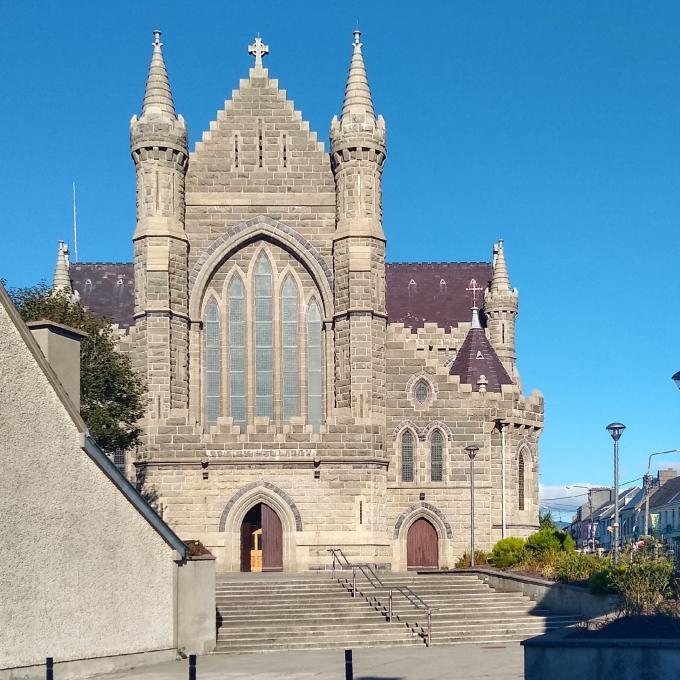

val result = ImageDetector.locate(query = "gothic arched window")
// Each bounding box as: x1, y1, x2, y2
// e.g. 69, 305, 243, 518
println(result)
401, 431, 414, 482
307, 300, 322, 430
205, 299, 221, 427
254, 254, 274, 419
431, 430, 443, 482
281, 275, 300, 422
518, 449, 526, 511
228, 276, 246, 428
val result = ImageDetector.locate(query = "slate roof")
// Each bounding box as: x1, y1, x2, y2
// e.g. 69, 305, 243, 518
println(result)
70, 263, 135, 329
385, 262, 492, 330
448, 324, 513, 392
69, 260, 494, 333
650, 476, 680, 510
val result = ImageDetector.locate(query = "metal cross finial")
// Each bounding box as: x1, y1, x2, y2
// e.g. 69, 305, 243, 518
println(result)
353, 28, 362, 47
248, 35, 269, 68
466, 278, 484, 308
153, 30, 162, 48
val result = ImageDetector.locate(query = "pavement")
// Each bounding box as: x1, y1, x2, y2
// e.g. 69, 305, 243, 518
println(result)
92, 644, 524, 680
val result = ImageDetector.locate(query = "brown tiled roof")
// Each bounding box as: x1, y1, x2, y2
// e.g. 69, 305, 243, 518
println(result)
70, 263, 135, 330
70, 260, 494, 332
650, 476, 680, 510
448, 326, 513, 392
385, 262, 492, 329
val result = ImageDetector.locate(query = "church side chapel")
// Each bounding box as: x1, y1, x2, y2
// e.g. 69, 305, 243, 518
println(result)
61, 30, 543, 572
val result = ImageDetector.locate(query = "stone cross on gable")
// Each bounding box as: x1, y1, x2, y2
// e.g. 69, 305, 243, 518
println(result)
466, 278, 484, 308
248, 35, 269, 68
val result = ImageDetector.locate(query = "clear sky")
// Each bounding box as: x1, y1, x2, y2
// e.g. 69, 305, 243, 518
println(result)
2, 1, 679, 514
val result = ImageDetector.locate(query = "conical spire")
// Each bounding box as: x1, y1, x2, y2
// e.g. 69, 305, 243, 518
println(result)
141, 30, 176, 118
341, 30, 375, 120
52, 241, 72, 293
490, 240, 511, 293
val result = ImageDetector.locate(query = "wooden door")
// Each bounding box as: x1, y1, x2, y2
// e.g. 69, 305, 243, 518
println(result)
240, 521, 252, 572
407, 518, 438, 570
261, 503, 283, 571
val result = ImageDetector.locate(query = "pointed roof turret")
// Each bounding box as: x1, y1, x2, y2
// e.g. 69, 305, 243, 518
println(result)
340, 29, 375, 121
490, 239, 511, 293
141, 30, 176, 119
449, 307, 513, 392
52, 241, 72, 293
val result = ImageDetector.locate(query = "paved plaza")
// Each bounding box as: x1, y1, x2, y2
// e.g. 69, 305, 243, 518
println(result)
94, 644, 523, 680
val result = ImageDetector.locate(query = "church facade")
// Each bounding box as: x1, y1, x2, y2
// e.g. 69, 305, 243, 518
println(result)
66, 31, 543, 572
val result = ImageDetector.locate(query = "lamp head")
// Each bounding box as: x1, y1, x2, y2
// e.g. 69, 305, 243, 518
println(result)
606, 422, 626, 442
672, 371, 680, 391
465, 444, 479, 460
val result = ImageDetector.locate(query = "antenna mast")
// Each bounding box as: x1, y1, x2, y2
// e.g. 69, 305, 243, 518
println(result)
72, 181, 79, 262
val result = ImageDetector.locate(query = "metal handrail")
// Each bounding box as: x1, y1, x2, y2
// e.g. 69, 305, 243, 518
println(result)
328, 548, 435, 646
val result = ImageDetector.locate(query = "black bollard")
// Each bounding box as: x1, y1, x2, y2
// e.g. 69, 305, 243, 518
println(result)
46, 657, 54, 680
344, 649, 353, 680
189, 654, 196, 680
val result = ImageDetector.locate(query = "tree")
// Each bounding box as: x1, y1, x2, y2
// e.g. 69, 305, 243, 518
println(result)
9, 283, 146, 453
539, 510, 556, 530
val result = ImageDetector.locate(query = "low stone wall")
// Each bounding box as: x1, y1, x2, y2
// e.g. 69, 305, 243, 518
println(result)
177, 555, 216, 654
462, 568, 620, 619
523, 628, 680, 680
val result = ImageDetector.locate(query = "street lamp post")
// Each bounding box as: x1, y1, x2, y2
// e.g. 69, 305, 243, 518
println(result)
465, 444, 479, 567
606, 423, 626, 564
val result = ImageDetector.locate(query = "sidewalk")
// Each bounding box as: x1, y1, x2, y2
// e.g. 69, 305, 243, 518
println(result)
93, 644, 523, 680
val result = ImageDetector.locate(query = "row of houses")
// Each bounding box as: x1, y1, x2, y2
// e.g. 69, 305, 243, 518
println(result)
568, 468, 680, 551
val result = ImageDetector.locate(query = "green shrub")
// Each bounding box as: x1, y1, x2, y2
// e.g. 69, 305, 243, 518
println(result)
454, 550, 490, 568
610, 559, 674, 615
553, 551, 603, 583
589, 565, 620, 595
491, 537, 526, 568
525, 528, 574, 556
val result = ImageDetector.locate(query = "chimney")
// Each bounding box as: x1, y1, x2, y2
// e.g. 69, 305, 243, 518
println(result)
658, 468, 677, 487
26, 320, 86, 410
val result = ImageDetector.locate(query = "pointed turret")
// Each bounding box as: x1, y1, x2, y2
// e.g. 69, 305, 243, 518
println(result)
52, 241, 72, 293
130, 30, 190, 420
341, 30, 375, 120
330, 30, 387, 419
484, 240, 519, 378
449, 307, 513, 392
141, 30, 176, 119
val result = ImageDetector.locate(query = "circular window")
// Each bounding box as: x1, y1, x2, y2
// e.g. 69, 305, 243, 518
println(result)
414, 380, 430, 405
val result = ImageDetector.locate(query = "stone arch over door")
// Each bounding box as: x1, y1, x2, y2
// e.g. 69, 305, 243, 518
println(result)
219, 481, 301, 572
392, 502, 452, 571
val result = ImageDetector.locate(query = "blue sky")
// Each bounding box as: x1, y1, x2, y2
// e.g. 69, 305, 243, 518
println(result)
2, 2, 679, 512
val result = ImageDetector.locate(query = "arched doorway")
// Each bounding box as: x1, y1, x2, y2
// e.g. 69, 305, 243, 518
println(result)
240, 503, 283, 572
407, 518, 439, 570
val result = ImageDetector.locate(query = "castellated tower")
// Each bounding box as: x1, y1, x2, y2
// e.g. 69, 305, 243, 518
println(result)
330, 31, 387, 420
484, 240, 519, 379
130, 31, 190, 421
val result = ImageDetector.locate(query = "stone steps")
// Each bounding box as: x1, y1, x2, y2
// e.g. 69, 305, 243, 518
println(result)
214, 572, 581, 653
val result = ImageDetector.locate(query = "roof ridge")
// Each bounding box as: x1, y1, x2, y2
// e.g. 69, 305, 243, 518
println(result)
386, 261, 491, 266
72, 262, 134, 267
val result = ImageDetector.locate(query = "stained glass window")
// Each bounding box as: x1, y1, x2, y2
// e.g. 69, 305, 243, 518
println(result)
254, 255, 273, 419
431, 430, 443, 482
205, 299, 221, 427
228, 277, 246, 428
307, 300, 322, 430
402, 431, 414, 482
281, 276, 300, 421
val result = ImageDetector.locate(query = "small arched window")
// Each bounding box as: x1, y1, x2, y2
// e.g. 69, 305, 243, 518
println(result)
414, 379, 430, 405
228, 276, 246, 428
518, 450, 526, 511
205, 299, 221, 427
431, 430, 443, 482
254, 254, 273, 419
401, 431, 414, 482
281, 276, 300, 422
307, 300, 322, 430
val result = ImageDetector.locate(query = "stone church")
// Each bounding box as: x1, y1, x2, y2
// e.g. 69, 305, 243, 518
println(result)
56, 30, 543, 572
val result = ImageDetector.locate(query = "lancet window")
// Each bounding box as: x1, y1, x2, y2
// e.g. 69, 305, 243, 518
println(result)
228, 276, 246, 428
518, 450, 526, 511
281, 276, 300, 422
307, 300, 322, 430
430, 430, 443, 482
205, 299, 221, 427
401, 431, 414, 482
